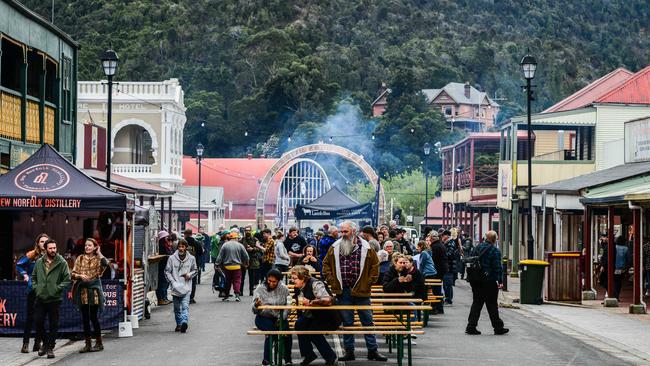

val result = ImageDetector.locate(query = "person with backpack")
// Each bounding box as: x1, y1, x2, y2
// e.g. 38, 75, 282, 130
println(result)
465, 230, 508, 336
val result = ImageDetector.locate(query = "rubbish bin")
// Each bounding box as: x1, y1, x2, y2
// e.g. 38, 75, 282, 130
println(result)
519, 259, 549, 305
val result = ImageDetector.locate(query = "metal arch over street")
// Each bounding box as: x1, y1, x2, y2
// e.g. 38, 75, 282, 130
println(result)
256, 142, 385, 228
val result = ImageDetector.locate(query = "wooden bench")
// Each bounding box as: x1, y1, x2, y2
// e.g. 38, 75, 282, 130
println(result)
249, 304, 429, 366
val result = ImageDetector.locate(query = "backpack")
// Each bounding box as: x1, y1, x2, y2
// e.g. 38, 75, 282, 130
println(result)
464, 245, 492, 283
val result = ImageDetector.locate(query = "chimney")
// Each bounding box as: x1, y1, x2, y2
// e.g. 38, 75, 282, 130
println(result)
247, 153, 253, 160
464, 82, 471, 99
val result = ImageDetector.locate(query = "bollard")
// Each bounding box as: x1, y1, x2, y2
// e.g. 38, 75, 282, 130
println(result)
502, 257, 509, 292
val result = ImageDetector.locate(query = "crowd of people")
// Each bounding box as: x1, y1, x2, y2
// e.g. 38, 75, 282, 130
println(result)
13, 220, 508, 363
243, 220, 509, 366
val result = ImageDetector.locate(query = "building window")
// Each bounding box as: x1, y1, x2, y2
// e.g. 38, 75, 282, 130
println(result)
62, 58, 71, 91
62, 56, 72, 121
444, 106, 452, 116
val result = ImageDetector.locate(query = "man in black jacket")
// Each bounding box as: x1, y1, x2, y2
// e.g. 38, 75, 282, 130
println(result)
429, 231, 447, 314
466, 230, 508, 335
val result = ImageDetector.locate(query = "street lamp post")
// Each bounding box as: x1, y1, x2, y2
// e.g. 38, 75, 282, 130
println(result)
521, 52, 537, 259
423, 142, 431, 227
101, 49, 119, 188
196, 143, 204, 230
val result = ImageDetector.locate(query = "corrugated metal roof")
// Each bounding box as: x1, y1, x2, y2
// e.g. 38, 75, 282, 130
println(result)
83, 169, 174, 196
182, 157, 286, 220
544, 68, 633, 113
595, 66, 650, 105
532, 161, 650, 194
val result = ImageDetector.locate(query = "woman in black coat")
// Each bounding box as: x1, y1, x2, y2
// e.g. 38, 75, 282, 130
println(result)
382, 254, 426, 300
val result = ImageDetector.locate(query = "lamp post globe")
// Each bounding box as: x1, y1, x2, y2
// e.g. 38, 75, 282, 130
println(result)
520, 54, 537, 80
196, 143, 204, 158
101, 49, 119, 188
423, 142, 431, 156
101, 49, 119, 77
196, 143, 204, 229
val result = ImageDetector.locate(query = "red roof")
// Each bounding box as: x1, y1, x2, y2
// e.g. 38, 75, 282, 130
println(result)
544, 68, 633, 113
595, 66, 650, 105
425, 197, 444, 218
182, 158, 286, 219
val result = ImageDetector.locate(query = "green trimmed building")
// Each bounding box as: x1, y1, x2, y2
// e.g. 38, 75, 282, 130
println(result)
0, 0, 78, 171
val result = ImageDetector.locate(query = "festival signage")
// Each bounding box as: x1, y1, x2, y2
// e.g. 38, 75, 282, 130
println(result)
0, 280, 123, 335
625, 117, 650, 163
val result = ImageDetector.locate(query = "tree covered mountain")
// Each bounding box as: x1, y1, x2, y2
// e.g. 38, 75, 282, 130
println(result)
22, 0, 650, 176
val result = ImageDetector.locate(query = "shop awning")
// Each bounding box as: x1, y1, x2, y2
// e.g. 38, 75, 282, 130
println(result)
0, 144, 129, 211
580, 175, 650, 205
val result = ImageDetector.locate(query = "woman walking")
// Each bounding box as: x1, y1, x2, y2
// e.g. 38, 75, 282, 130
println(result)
16, 233, 49, 353
71, 238, 108, 353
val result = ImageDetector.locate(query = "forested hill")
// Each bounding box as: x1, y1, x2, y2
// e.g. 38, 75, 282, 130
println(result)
22, 0, 650, 163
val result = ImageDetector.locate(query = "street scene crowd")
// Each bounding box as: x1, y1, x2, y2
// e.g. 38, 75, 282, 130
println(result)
146, 220, 508, 365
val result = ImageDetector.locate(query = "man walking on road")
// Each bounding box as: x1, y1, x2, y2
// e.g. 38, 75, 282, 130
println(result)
32, 239, 71, 359
466, 230, 509, 336
216, 228, 249, 302
165, 239, 197, 333
323, 221, 387, 362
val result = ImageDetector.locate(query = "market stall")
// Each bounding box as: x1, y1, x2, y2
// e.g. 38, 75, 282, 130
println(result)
0, 144, 134, 335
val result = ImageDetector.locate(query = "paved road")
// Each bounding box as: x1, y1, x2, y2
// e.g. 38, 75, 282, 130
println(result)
49, 272, 632, 366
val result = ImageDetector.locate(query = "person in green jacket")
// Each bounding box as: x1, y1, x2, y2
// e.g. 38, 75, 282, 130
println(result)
32, 239, 71, 359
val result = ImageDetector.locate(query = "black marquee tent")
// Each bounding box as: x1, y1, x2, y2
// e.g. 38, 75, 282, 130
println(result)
0, 144, 129, 211
295, 186, 373, 221
0, 144, 134, 335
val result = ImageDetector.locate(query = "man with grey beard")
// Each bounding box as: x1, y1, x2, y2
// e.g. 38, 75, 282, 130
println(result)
323, 221, 387, 362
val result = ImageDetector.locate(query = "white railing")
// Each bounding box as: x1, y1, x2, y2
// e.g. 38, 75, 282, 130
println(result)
78, 79, 184, 105
112, 164, 152, 174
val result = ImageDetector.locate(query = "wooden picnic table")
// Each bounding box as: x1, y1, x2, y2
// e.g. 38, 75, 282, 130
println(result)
257, 303, 427, 366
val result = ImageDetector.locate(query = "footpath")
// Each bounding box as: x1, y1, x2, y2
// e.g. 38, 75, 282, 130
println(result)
500, 276, 650, 365
0, 266, 215, 366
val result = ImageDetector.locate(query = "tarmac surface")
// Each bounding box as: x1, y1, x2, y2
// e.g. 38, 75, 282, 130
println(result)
32, 269, 634, 366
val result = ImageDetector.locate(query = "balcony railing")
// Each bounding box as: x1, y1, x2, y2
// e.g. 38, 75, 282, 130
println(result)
474, 164, 498, 188
442, 164, 498, 191
112, 164, 152, 174
532, 149, 578, 161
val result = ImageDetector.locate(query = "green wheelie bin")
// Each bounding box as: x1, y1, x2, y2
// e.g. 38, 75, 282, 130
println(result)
519, 259, 549, 305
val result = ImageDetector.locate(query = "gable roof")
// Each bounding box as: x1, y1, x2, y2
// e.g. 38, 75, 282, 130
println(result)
544, 68, 633, 113
422, 82, 498, 107
595, 66, 650, 105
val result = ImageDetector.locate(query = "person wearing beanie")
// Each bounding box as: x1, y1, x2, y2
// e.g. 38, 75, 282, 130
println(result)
165, 239, 197, 333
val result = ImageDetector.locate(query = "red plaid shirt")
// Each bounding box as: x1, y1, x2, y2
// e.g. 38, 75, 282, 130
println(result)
339, 244, 361, 288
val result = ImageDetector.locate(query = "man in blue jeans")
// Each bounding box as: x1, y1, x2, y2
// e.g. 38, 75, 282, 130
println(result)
323, 221, 387, 362
165, 240, 197, 333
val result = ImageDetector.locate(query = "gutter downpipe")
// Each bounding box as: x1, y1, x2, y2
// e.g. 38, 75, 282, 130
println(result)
629, 201, 646, 314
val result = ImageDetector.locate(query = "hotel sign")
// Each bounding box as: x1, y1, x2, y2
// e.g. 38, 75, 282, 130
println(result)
625, 117, 650, 163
